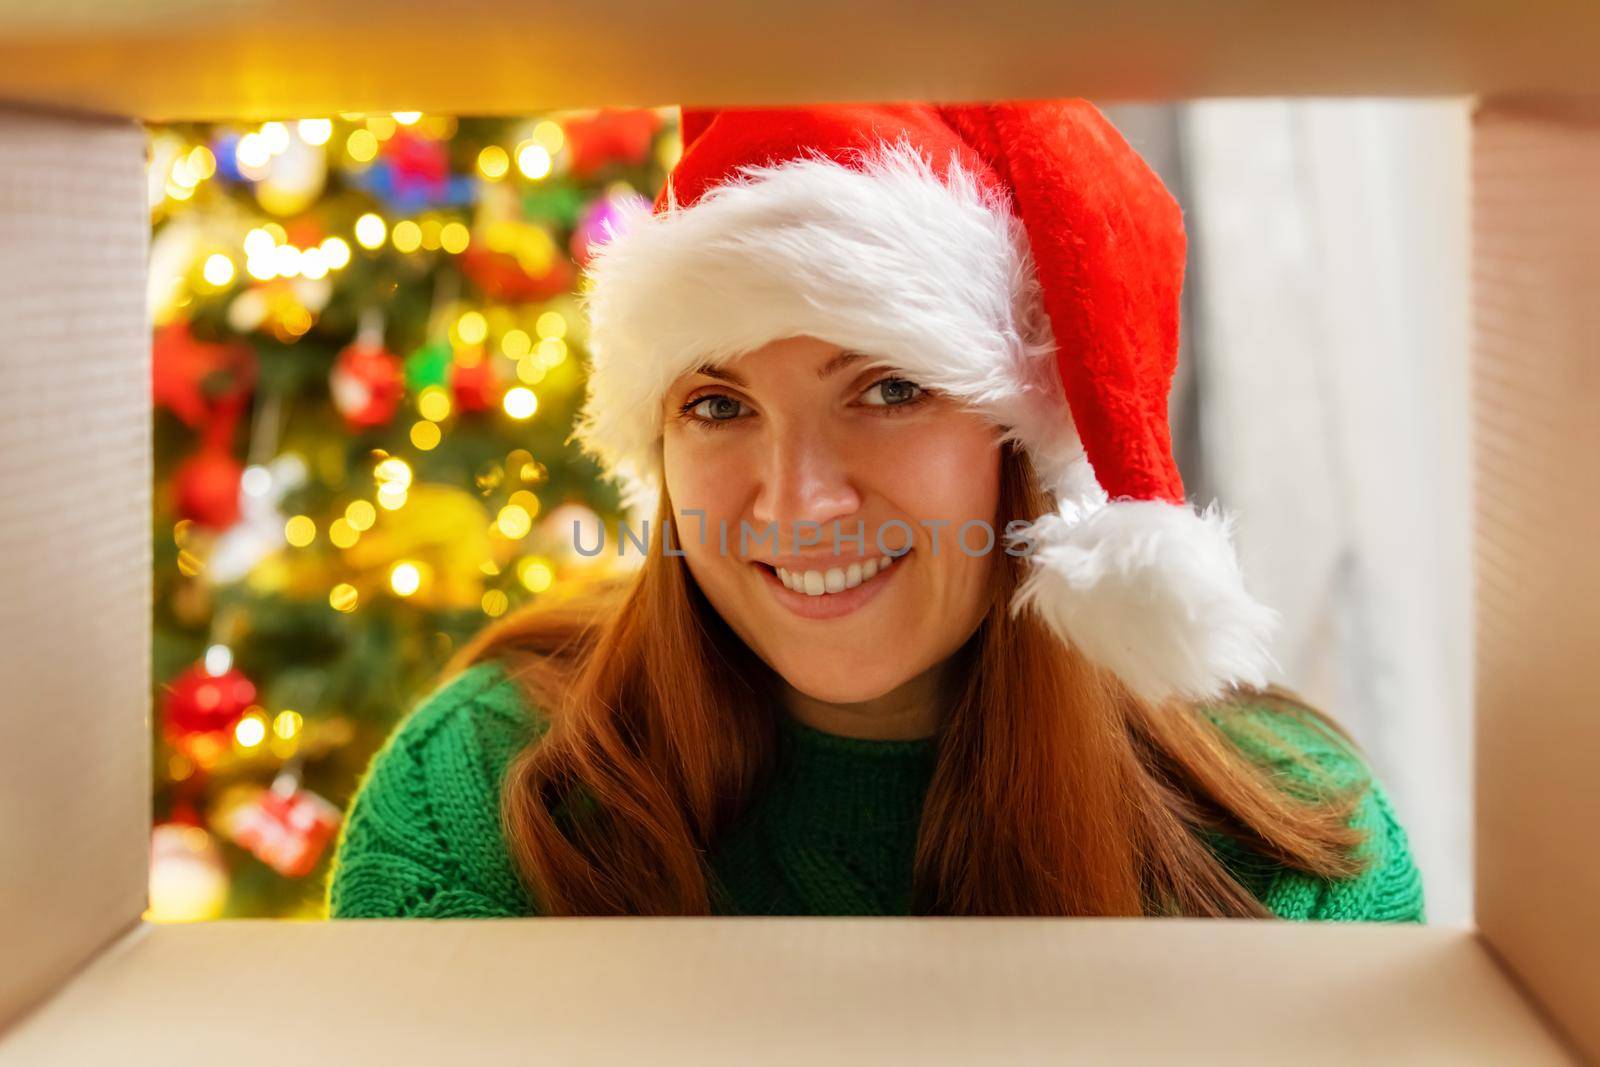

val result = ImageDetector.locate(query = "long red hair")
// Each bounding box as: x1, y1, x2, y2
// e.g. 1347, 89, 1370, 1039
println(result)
449, 442, 1369, 916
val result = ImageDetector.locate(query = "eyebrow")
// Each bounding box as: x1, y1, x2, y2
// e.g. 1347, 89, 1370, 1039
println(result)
691, 350, 869, 387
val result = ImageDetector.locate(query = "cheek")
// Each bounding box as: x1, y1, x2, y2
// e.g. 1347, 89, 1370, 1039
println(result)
873, 415, 1002, 622
866, 413, 1002, 524
662, 427, 749, 517
662, 428, 757, 580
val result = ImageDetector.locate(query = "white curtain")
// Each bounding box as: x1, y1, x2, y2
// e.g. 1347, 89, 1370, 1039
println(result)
1175, 98, 1474, 925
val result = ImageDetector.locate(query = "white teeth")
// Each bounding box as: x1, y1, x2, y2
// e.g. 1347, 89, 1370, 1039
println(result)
774, 554, 900, 597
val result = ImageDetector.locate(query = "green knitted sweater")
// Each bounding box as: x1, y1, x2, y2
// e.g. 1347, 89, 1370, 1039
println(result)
324, 661, 1426, 921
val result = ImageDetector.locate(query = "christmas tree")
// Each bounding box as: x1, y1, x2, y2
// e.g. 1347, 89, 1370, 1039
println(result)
145, 110, 674, 920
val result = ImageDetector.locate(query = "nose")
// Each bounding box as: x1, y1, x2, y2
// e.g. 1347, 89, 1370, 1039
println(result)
748, 420, 862, 542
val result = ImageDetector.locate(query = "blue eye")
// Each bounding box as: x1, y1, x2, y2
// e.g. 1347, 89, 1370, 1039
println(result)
678, 393, 749, 430
861, 377, 926, 408
691, 395, 744, 420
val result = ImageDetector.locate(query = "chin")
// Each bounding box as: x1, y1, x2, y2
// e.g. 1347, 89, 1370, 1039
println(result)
768, 656, 910, 707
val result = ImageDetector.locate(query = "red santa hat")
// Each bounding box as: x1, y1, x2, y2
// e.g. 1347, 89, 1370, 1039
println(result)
570, 99, 1280, 704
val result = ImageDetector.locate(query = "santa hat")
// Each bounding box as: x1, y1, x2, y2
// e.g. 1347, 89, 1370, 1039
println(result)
570, 99, 1280, 705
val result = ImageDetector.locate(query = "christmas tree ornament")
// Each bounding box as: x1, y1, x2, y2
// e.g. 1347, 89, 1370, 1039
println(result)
384, 129, 449, 205
147, 821, 230, 922
221, 772, 342, 878
562, 108, 663, 180
520, 183, 585, 229
409, 268, 463, 395
152, 318, 257, 430
209, 130, 244, 184
404, 338, 454, 392
349, 126, 474, 214
284, 216, 324, 249
163, 661, 258, 765
571, 189, 650, 267
574, 100, 1280, 704
173, 443, 245, 530
449, 348, 499, 414
460, 233, 573, 302
343, 483, 496, 609
208, 452, 309, 585
330, 310, 403, 429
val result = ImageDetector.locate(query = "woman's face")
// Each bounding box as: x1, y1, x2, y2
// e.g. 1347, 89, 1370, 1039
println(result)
661, 335, 1003, 706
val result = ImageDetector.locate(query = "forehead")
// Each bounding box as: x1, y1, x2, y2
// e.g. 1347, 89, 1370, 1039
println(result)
681, 338, 890, 389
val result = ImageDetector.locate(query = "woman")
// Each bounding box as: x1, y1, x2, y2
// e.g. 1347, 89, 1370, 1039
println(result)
326, 99, 1425, 921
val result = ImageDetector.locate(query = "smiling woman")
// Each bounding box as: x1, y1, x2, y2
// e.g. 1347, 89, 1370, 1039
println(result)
325, 98, 1425, 920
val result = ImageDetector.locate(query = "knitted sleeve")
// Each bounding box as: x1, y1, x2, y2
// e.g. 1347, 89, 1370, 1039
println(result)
1206, 702, 1428, 923
324, 660, 547, 919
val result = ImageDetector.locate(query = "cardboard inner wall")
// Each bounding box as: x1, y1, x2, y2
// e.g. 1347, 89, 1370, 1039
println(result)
1471, 98, 1600, 1065
0, 106, 152, 1032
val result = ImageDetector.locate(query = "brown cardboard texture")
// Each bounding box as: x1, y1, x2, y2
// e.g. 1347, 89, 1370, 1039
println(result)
0, 9, 1597, 1064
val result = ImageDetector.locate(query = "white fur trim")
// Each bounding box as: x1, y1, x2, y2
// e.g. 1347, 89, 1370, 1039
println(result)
571, 137, 1076, 512
1008, 499, 1281, 704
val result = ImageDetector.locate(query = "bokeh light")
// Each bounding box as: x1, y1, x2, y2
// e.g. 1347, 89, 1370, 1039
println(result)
502, 387, 537, 420
389, 561, 422, 597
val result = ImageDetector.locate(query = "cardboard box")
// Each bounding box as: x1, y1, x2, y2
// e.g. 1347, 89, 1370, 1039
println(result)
0, 6, 1595, 1063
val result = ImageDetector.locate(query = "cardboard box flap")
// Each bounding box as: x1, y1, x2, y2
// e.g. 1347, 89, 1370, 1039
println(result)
0, 919, 1580, 1066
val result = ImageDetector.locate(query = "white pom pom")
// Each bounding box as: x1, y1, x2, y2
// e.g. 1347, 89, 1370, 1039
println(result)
1009, 499, 1281, 704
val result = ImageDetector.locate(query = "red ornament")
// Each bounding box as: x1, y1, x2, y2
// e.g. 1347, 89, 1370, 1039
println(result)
152, 320, 257, 430
459, 242, 573, 302
449, 351, 499, 414
163, 663, 257, 765
384, 129, 450, 201
563, 108, 662, 180
222, 779, 342, 878
330, 339, 403, 429
173, 444, 244, 529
